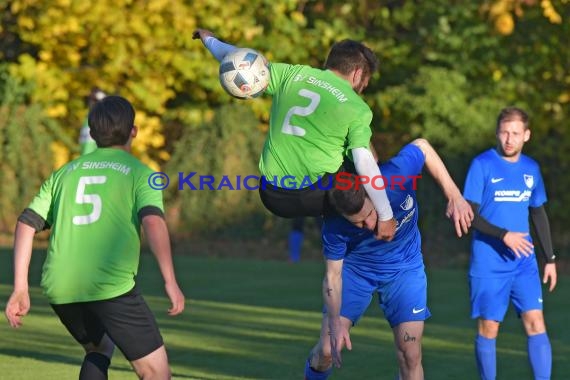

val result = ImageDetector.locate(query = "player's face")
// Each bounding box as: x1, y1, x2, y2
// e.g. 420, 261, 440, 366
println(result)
496, 120, 530, 161
344, 198, 377, 231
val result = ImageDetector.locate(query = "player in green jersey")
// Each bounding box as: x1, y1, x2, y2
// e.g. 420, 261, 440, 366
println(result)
79, 87, 106, 155
193, 29, 397, 241
5, 96, 185, 380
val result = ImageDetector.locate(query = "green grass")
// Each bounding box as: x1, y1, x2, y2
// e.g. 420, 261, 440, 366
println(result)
0, 250, 568, 379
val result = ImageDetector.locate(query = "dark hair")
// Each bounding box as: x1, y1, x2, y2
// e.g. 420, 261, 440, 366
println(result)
328, 173, 367, 216
496, 106, 529, 131
324, 40, 379, 79
88, 96, 135, 148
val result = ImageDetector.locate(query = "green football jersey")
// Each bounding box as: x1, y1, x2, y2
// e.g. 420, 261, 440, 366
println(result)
260, 63, 373, 186
28, 148, 163, 304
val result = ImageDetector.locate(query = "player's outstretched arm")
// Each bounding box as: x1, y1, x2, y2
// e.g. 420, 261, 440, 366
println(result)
323, 259, 352, 368
142, 214, 185, 316
192, 28, 238, 62
351, 147, 396, 241
411, 138, 473, 237
5, 222, 35, 328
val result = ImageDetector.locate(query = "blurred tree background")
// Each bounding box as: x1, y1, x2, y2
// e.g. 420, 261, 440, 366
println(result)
0, 0, 568, 261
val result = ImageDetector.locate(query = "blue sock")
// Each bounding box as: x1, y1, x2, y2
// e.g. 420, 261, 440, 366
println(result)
528, 332, 551, 380
288, 231, 303, 263
475, 334, 496, 380
304, 358, 332, 380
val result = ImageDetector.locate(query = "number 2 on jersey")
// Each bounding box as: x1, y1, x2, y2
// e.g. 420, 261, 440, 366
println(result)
281, 89, 320, 137
73, 176, 107, 225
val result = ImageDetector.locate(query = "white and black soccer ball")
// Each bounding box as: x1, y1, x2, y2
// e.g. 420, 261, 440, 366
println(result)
219, 48, 270, 99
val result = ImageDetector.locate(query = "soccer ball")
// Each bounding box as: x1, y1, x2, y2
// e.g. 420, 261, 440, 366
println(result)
219, 48, 270, 99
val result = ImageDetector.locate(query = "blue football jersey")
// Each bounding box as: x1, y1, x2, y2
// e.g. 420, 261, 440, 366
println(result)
322, 144, 425, 279
463, 149, 547, 277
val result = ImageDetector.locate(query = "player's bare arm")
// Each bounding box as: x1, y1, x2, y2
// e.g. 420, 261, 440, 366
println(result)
5, 222, 36, 328
412, 138, 473, 237
323, 259, 352, 368
142, 215, 185, 316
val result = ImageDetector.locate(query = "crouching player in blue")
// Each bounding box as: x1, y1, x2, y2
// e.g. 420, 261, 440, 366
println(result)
463, 107, 557, 380
304, 139, 473, 380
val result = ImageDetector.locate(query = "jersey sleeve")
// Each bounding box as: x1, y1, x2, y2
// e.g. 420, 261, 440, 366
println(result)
530, 166, 547, 207
266, 62, 296, 96
135, 168, 164, 213
463, 158, 485, 204
27, 171, 56, 224
322, 218, 350, 261
345, 108, 373, 153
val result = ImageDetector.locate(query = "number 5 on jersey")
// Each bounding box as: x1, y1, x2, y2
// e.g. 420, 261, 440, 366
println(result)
73, 176, 107, 225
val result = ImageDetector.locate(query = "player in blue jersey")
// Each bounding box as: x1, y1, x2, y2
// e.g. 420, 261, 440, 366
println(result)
193, 28, 396, 241
304, 138, 473, 380
463, 107, 557, 380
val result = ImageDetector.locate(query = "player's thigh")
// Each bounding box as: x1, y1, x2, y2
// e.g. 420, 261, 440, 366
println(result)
511, 264, 543, 315
87, 286, 165, 362
392, 321, 424, 356
130, 344, 170, 379
469, 275, 513, 322
51, 302, 106, 350
337, 266, 376, 325
378, 266, 430, 328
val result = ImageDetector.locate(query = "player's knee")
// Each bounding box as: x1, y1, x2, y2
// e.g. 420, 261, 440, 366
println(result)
523, 313, 546, 335
478, 320, 500, 338
83, 334, 115, 358
396, 345, 422, 371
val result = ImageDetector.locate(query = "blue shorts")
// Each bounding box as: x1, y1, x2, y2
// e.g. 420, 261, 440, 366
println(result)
469, 265, 543, 321
336, 265, 431, 328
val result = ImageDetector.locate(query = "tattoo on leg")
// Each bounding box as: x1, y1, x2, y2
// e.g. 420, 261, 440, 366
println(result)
326, 288, 333, 297
404, 331, 416, 342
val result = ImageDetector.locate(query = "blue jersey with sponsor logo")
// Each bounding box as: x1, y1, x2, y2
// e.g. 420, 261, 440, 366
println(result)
322, 144, 425, 278
463, 148, 547, 277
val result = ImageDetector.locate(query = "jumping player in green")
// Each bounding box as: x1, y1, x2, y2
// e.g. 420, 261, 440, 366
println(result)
193, 29, 396, 241
5, 96, 185, 380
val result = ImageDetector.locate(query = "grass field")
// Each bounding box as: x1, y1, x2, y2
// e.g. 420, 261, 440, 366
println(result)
0, 249, 568, 379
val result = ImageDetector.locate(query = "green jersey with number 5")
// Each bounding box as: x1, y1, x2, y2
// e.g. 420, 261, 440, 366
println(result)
261, 63, 373, 185
27, 148, 163, 304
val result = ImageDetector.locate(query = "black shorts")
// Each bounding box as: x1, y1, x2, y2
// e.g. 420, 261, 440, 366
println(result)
51, 286, 164, 361
258, 173, 335, 218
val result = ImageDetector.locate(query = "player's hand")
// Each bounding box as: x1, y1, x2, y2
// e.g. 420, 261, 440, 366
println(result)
192, 28, 214, 41
446, 195, 474, 237
543, 263, 557, 292
375, 217, 397, 241
5, 289, 30, 328
164, 281, 185, 316
502, 232, 534, 258
328, 317, 352, 368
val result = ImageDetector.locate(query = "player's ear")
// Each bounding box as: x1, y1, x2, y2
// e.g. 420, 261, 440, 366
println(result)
352, 68, 363, 86
131, 126, 138, 138
523, 128, 530, 142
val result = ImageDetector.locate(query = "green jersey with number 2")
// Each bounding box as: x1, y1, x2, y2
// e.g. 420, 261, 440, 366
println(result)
28, 148, 163, 304
260, 63, 373, 185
